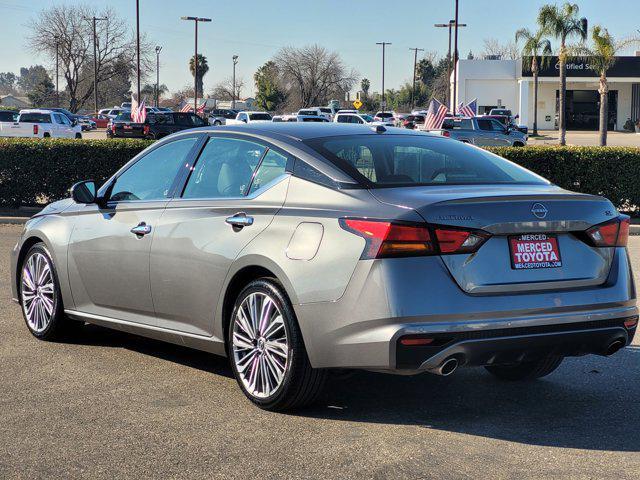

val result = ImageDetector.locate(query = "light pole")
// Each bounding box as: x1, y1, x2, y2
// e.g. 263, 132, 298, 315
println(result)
155, 46, 162, 108
181, 16, 212, 113
452, 0, 460, 115
232, 55, 238, 110
376, 42, 391, 114
409, 47, 424, 110
435, 19, 466, 110
54, 35, 60, 107
84, 16, 107, 114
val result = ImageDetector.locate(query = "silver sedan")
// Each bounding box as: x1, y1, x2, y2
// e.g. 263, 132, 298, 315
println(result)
10, 123, 637, 410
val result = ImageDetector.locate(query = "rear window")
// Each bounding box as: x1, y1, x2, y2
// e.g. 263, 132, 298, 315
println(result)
376, 112, 394, 119
0, 111, 17, 122
304, 135, 548, 187
19, 113, 51, 123
114, 113, 132, 122
249, 113, 272, 121
298, 110, 318, 116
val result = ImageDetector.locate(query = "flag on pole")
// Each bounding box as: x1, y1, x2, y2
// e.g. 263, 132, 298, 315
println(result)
134, 98, 147, 123
196, 100, 207, 114
424, 98, 448, 130
180, 103, 193, 113
130, 95, 138, 121
459, 98, 477, 118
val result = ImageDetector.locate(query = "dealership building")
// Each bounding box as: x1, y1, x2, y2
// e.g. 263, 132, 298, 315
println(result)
453, 55, 640, 130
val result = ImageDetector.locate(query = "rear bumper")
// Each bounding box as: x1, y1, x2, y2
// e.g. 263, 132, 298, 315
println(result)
396, 317, 637, 371
295, 247, 636, 372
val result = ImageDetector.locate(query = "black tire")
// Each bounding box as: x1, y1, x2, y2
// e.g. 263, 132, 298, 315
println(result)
43, 133, 50, 138
19, 243, 82, 341
485, 355, 563, 381
227, 278, 327, 411
75, 133, 82, 139
512, 141, 525, 147
213, 120, 221, 126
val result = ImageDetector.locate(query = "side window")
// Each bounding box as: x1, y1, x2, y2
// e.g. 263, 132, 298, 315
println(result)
182, 137, 265, 199
477, 119, 492, 131
60, 115, 71, 125
110, 137, 198, 202
336, 115, 348, 124
352, 116, 364, 124
52, 114, 62, 124
248, 149, 288, 194
490, 120, 506, 131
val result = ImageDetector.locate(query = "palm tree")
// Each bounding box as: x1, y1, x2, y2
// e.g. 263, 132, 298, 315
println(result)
538, 2, 588, 145
572, 27, 640, 146
189, 54, 209, 98
515, 28, 552, 136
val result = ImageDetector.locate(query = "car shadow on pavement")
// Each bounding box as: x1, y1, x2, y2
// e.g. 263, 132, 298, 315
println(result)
61, 323, 233, 379
300, 346, 640, 452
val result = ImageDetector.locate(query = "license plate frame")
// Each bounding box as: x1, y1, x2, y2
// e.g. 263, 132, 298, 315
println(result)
508, 233, 562, 270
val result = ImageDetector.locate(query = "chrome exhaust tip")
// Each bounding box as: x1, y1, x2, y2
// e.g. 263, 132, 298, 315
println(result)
604, 339, 625, 356
430, 357, 459, 376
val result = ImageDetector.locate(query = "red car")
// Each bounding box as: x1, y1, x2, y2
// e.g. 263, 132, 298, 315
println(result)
89, 114, 110, 129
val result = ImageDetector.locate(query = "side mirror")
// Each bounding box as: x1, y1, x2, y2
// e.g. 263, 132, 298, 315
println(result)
514, 114, 520, 120
71, 180, 96, 204
242, 118, 248, 123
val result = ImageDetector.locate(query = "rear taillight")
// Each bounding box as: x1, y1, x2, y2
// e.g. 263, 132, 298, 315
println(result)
143, 124, 150, 135
111, 123, 116, 133
585, 215, 630, 247
33, 124, 38, 135
339, 218, 490, 259
442, 130, 450, 137
624, 317, 638, 329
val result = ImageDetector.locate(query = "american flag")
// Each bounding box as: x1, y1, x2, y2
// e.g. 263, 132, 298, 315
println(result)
424, 98, 448, 129
133, 98, 146, 123
196, 100, 207, 114
459, 98, 477, 118
180, 103, 193, 113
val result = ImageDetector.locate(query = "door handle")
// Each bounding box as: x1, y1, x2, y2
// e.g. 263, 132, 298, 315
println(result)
225, 213, 254, 228
130, 222, 152, 236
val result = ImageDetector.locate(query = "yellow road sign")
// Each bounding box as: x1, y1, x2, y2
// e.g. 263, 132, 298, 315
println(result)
353, 99, 363, 109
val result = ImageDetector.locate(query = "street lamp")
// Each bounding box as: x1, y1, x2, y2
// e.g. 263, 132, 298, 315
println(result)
232, 55, 238, 110
435, 18, 466, 111
376, 42, 391, 114
83, 16, 107, 114
155, 46, 162, 108
181, 16, 212, 113
409, 47, 425, 110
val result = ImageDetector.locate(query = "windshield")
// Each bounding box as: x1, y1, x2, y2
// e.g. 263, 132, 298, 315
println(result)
114, 113, 132, 122
361, 114, 374, 122
304, 135, 548, 187
249, 113, 272, 121
377, 112, 394, 119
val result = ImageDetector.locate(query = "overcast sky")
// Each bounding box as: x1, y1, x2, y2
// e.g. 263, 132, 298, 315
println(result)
1, 0, 639, 98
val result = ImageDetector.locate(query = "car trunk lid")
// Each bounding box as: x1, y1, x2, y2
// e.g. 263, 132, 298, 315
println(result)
370, 184, 618, 294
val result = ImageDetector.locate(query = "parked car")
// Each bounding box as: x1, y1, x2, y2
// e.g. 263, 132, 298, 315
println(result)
488, 108, 513, 118
102, 108, 130, 120
372, 111, 398, 126
402, 114, 426, 129
297, 107, 336, 121
89, 114, 110, 129
77, 116, 97, 131
208, 108, 239, 126
484, 114, 529, 136
107, 111, 207, 139
0, 109, 81, 138
424, 116, 527, 146
12, 122, 636, 412
334, 112, 389, 126
226, 111, 273, 125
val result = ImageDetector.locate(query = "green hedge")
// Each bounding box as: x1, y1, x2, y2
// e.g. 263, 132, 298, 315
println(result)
0, 139, 638, 212
0, 138, 152, 207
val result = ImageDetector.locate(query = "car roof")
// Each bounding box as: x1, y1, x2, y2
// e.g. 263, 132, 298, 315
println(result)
19, 109, 54, 114
184, 122, 430, 141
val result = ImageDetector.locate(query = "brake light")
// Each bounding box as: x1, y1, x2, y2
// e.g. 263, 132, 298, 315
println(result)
111, 123, 116, 133
143, 124, 150, 136
624, 317, 638, 329
585, 216, 630, 247
442, 130, 451, 137
339, 218, 490, 259
33, 124, 38, 135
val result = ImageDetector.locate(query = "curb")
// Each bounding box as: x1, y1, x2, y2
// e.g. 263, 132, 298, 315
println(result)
0, 217, 30, 225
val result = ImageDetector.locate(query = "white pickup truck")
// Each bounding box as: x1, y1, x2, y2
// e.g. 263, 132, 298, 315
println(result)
225, 111, 273, 125
0, 109, 82, 139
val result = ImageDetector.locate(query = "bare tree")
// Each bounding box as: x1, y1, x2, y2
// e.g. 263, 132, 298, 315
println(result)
26, 4, 152, 112
274, 44, 357, 109
481, 38, 521, 60
211, 76, 245, 101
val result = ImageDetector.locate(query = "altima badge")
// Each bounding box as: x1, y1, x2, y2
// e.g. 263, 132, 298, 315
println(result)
531, 203, 549, 219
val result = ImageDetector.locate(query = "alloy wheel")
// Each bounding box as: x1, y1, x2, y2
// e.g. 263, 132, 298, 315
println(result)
21, 252, 55, 333
232, 292, 289, 399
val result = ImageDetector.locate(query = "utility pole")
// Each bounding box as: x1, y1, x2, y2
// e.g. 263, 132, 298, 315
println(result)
409, 47, 424, 110
136, 0, 141, 107
54, 35, 60, 108
452, 0, 460, 115
181, 16, 212, 112
84, 16, 106, 114
155, 46, 162, 108
435, 19, 466, 110
376, 42, 391, 114
232, 55, 238, 110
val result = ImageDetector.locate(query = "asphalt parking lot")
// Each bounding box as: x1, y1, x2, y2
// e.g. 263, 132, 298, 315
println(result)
1, 223, 639, 479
